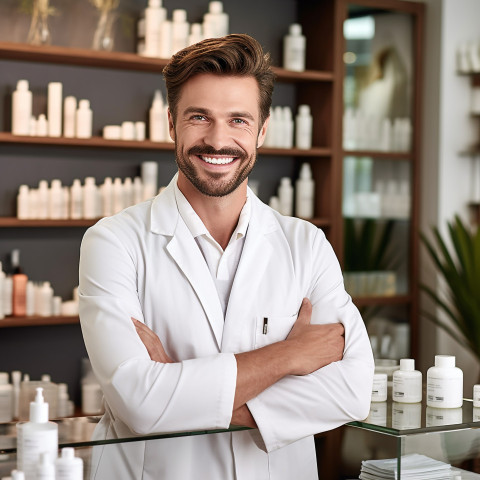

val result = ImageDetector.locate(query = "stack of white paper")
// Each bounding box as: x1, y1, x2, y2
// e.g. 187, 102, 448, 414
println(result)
360, 454, 451, 479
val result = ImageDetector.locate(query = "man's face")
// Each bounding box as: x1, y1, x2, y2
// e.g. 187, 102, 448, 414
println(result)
170, 73, 268, 198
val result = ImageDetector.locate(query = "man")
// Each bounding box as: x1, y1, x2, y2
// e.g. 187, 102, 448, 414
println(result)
79, 34, 374, 480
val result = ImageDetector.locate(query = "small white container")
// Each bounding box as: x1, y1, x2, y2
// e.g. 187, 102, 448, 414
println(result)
149, 90, 165, 142
121, 121, 135, 141
172, 9, 189, 54
141, 161, 158, 200
0, 372, 13, 423
135, 121, 146, 141
70, 179, 83, 220
283, 23, 306, 72
75, 99, 92, 138
473, 384, 480, 407
371, 373, 387, 402
295, 104, 313, 149
392, 358, 422, 403
12, 80, 32, 136
17, 185, 30, 220
427, 355, 463, 408
103, 125, 122, 140
49, 179, 63, 219
143, 0, 167, 58
295, 162, 315, 219
63, 96, 77, 138
278, 177, 293, 216
47, 82, 62, 137
83, 177, 98, 219
55, 447, 83, 480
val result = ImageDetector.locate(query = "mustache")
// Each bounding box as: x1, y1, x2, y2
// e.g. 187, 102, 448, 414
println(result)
187, 145, 247, 158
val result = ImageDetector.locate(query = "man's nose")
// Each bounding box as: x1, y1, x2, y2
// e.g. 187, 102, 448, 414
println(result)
203, 122, 232, 150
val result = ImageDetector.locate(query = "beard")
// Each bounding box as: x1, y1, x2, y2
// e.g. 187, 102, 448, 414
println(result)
175, 143, 257, 197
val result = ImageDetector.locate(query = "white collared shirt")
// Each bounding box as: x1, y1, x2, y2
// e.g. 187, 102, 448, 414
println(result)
174, 181, 251, 317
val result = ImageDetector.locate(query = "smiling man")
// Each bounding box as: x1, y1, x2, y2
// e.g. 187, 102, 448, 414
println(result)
79, 34, 374, 480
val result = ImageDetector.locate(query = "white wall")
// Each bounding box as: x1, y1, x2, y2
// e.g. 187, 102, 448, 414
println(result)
420, 0, 480, 390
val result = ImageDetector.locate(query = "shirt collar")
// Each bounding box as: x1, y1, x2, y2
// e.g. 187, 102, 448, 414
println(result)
173, 179, 251, 244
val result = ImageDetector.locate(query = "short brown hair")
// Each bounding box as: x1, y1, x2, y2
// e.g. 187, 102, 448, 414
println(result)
163, 34, 275, 128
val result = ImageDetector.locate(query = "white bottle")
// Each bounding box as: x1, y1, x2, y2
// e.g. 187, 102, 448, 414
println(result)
100, 177, 113, 217
35, 115, 48, 137
25, 281, 35, 316
133, 177, 143, 205
47, 82, 62, 137
69, 179, 83, 219
134, 121, 146, 141
263, 108, 275, 147
12, 80, 33, 136
83, 177, 98, 219
113, 177, 124, 214
38, 282, 53, 317
278, 177, 294, 216
203, 1, 229, 38
56, 384, 69, 418
17, 186, 30, 220
144, 0, 166, 58
121, 121, 135, 141
0, 262, 5, 319
4, 276, 13, 316
371, 373, 387, 402
55, 448, 83, 480
63, 96, 77, 138
295, 163, 315, 219
295, 104, 313, 149
188, 23, 204, 46
48, 179, 63, 219
158, 20, 173, 58
283, 23, 306, 72
37, 180, 49, 220
123, 177, 133, 207
171, 9, 189, 54
36, 452, 55, 480
16, 388, 58, 479
141, 162, 158, 200
149, 90, 165, 142
29, 116, 37, 136
75, 100, 92, 138
272, 106, 284, 148
282, 106, 294, 149
392, 358, 422, 403
10, 471, 26, 480
427, 355, 463, 408
0, 372, 13, 422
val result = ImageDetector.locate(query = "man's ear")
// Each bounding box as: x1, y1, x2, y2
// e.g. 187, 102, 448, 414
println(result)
168, 108, 175, 141
256, 115, 270, 148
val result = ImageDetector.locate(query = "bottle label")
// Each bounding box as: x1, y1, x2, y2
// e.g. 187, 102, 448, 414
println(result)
427, 375, 462, 406
393, 375, 422, 400
56, 462, 83, 479
18, 428, 58, 477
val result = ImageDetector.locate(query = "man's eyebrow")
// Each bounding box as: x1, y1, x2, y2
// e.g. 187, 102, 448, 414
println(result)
182, 107, 255, 121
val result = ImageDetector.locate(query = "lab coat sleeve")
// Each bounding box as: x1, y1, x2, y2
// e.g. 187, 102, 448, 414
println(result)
79, 220, 237, 435
247, 229, 375, 452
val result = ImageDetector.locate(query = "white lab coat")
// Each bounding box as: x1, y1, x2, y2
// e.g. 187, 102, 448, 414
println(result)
79, 175, 374, 480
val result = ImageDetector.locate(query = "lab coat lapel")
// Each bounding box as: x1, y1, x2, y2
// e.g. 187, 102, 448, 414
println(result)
222, 197, 277, 352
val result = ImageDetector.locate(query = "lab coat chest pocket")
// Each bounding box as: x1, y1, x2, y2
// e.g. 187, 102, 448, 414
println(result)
254, 313, 297, 349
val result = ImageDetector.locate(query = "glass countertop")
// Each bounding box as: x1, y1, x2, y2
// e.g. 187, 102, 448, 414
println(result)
347, 398, 480, 436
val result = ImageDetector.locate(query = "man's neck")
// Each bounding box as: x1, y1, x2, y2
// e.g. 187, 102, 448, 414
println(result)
177, 174, 248, 250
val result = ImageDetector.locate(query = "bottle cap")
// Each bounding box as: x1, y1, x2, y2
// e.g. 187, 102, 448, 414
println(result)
11, 371, 21, 385
85, 177, 96, 186
435, 355, 455, 368
299, 163, 312, 179
79, 99, 90, 109
280, 177, 291, 186
289, 23, 302, 36
0, 372, 9, 385
30, 387, 49, 423
191, 23, 202, 34
16, 80, 29, 91
114, 177, 122, 185
61, 447, 75, 459
298, 104, 311, 116
11, 249, 20, 269
19, 185, 29, 194
400, 358, 415, 371
149, 0, 160, 7
209, 1, 223, 13
173, 9, 187, 22
51, 179, 62, 189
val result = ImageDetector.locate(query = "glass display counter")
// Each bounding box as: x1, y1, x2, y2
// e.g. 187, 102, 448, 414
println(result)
346, 398, 480, 479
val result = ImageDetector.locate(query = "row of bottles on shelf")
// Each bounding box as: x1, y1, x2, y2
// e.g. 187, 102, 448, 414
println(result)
343, 157, 411, 219
263, 105, 313, 150
268, 163, 315, 219
0, 251, 79, 320
343, 108, 412, 153
16, 162, 159, 221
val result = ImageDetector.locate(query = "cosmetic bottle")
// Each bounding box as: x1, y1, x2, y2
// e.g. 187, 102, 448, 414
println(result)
427, 355, 463, 408
63, 96, 76, 138
172, 9, 189, 54
133, 177, 143, 205
392, 358, 422, 403
144, 0, 166, 57
282, 106, 294, 149
135, 121, 146, 141
48, 179, 63, 219
189, 23, 203, 46
283, 24, 306, 72
295, 105, 313, 149
0, 372, 13, 423
56, 383, 69, 418
100, 177, 113, 217
47, 82, 62, 137
75, 100, 92, 138
121, 121, 135, 141
124, 177, 133, 207
70, 179, 83, 219
17, 388, 58, 479
12, 80, 33, 136
273, 106, 284, 148
11, 371, 21, 419
12, 250, 28, 317
4, 276, 12, 316
278, 177, 294, 216
37, 180, 49, 219
0, 262, 5, 319
371, 373, 388, 402
295, 163, 315, 219
83, 177, 98, 219
25, 281, 35, 316
142, 162, 158, 200
203, 1, 229, 39
36, 114, 48, 137
113, 177, 124, 214
158, 20, 172, 58
55, 448, 83, 480
28, 189, 39, 220
38, 282, 53, 317
10, 471, 25, 480
149, 90, 165, 142
17, 186, 30, 220
36, 452, 55, 480
29, 116, 37, 136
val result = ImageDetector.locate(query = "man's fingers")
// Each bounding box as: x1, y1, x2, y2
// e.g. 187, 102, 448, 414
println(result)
296, 298, 312, 325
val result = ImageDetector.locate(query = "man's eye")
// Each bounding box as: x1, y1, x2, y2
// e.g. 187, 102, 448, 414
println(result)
191, 115, 206, 121
232, 118, 247, 125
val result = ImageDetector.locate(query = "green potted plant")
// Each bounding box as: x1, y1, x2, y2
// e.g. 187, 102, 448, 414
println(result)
421, 215, 480, 362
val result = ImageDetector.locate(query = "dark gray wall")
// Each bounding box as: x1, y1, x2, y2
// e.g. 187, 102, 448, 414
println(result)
0, 0, 300, 406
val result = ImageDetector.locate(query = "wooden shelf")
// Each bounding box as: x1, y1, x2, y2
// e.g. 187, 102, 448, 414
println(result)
353, 294, 411, 308
0, 132, 331, 156
0, 316, 79, 328
0, 218, 100, 227
0, 41, 333, 83
342, 150, 413, 160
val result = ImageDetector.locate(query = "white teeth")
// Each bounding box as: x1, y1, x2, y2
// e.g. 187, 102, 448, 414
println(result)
200, 156, 235, 165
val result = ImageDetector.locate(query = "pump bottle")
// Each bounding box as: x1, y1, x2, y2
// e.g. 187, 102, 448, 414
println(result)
12, 80, 32, 136
295, 163, 315, 219
283, 24, 306, 72
17, 388, 58, 479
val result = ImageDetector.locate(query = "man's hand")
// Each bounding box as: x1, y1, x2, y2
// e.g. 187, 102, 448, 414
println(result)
132, 317, 174, 363
231, 405, 257, 428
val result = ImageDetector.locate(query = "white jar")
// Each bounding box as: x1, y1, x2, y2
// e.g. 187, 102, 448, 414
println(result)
427, 355, 463, 408
371, 373, 387, 402
0, 372, 13, 422
392, 358, 422, 403
473, 384, 480, 407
